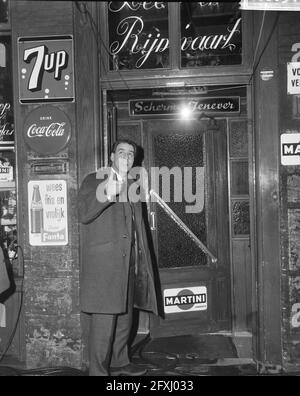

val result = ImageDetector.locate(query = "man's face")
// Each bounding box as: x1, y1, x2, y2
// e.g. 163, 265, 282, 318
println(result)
111, 142, 135, 174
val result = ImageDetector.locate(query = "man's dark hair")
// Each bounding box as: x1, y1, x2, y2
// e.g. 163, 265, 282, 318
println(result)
110, 139, 137, 157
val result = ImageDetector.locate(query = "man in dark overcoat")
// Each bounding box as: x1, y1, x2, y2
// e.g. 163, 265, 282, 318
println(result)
78, 139, 159, 376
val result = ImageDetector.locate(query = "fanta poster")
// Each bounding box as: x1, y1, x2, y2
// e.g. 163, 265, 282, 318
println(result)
28, 180, 68, 246
18, 35, 75, 103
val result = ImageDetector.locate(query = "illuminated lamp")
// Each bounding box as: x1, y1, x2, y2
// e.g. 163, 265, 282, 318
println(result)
179, 105, 193, 120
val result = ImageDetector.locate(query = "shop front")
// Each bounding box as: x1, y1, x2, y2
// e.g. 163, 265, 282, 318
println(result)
0, 1, 299, 374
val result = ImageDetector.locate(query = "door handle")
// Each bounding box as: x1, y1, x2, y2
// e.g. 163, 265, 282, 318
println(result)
149, 189, 218, 263
150, 211, 156, 231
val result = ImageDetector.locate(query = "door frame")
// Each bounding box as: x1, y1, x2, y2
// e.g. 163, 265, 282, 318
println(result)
141, 118, 231, 337
102, 83, 257, 357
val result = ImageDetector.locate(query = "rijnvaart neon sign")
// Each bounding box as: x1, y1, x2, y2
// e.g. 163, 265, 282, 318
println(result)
109, 14, 241, 68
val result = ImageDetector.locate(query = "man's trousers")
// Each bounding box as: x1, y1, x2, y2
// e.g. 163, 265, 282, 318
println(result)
88, 248, 136, 376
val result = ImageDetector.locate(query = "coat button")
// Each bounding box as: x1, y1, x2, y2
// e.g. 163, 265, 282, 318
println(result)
123, 234, 128, 238
122, 253, 126, 257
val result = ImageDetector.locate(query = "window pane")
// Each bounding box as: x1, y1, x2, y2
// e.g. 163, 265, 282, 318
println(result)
180, 2, 242, 68
107, 1, 169, 70
232, 200, 250, 236
229, 119, 248, 158
0, 0, 8, 24
153, 132, 207, 268
231, 161, 249, 195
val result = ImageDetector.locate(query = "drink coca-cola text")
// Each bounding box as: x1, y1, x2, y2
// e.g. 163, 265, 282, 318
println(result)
27, 122, 66, 138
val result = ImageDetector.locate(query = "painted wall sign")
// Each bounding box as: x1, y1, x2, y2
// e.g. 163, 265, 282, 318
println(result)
28, 180, 68, 246
240, 0, 300, 11
23, 105, 71, 155
0, 156, 13, 182
164, 286, 207, 314
108, 2, 242, 70
18, 35, 75, 103
287, 62, 300, 95
129, 97, 240, 116
281, 133, 300, 165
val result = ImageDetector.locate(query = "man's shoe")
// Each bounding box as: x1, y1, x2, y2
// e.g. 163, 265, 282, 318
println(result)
110, 363, 147, 376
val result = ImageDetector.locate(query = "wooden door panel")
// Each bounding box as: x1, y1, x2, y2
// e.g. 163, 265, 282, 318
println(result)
143, 119, 231, 336
116, 116, 231, 336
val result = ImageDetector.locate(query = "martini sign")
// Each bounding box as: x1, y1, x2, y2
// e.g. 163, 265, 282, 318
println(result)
164, 286, 207, 314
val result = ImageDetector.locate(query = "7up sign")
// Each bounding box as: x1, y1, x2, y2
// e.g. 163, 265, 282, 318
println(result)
18, 35, 75, 103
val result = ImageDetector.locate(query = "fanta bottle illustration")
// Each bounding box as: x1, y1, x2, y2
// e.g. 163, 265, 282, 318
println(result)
30, 184, 43, 233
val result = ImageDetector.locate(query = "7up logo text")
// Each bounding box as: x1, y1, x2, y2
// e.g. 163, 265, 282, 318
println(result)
18, 35, 74, 103
24, 45, 68, 92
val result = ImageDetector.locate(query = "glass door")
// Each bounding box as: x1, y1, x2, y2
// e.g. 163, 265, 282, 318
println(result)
143, 119, 231, 337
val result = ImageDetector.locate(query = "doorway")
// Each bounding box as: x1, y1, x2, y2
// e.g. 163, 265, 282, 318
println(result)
142, 119, 230, 337
105, 86, 252, 343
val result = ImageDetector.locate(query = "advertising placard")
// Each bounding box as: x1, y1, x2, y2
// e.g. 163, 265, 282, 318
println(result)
281, 133, 300, 165
0, 154, 13, 182
23, 105, 71, 155
18, 35, 75, 103
129, 97, 240, 117
287, 62, 300, 95
164, 286, 207, 314
28, 180, 68, 246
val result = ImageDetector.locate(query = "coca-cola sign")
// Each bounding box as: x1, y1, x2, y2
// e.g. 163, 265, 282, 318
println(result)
27, 123, 66, 138
23, 105, 71, 155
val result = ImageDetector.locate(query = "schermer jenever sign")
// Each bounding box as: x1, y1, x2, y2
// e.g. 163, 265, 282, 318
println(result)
129, 97, 240, 116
